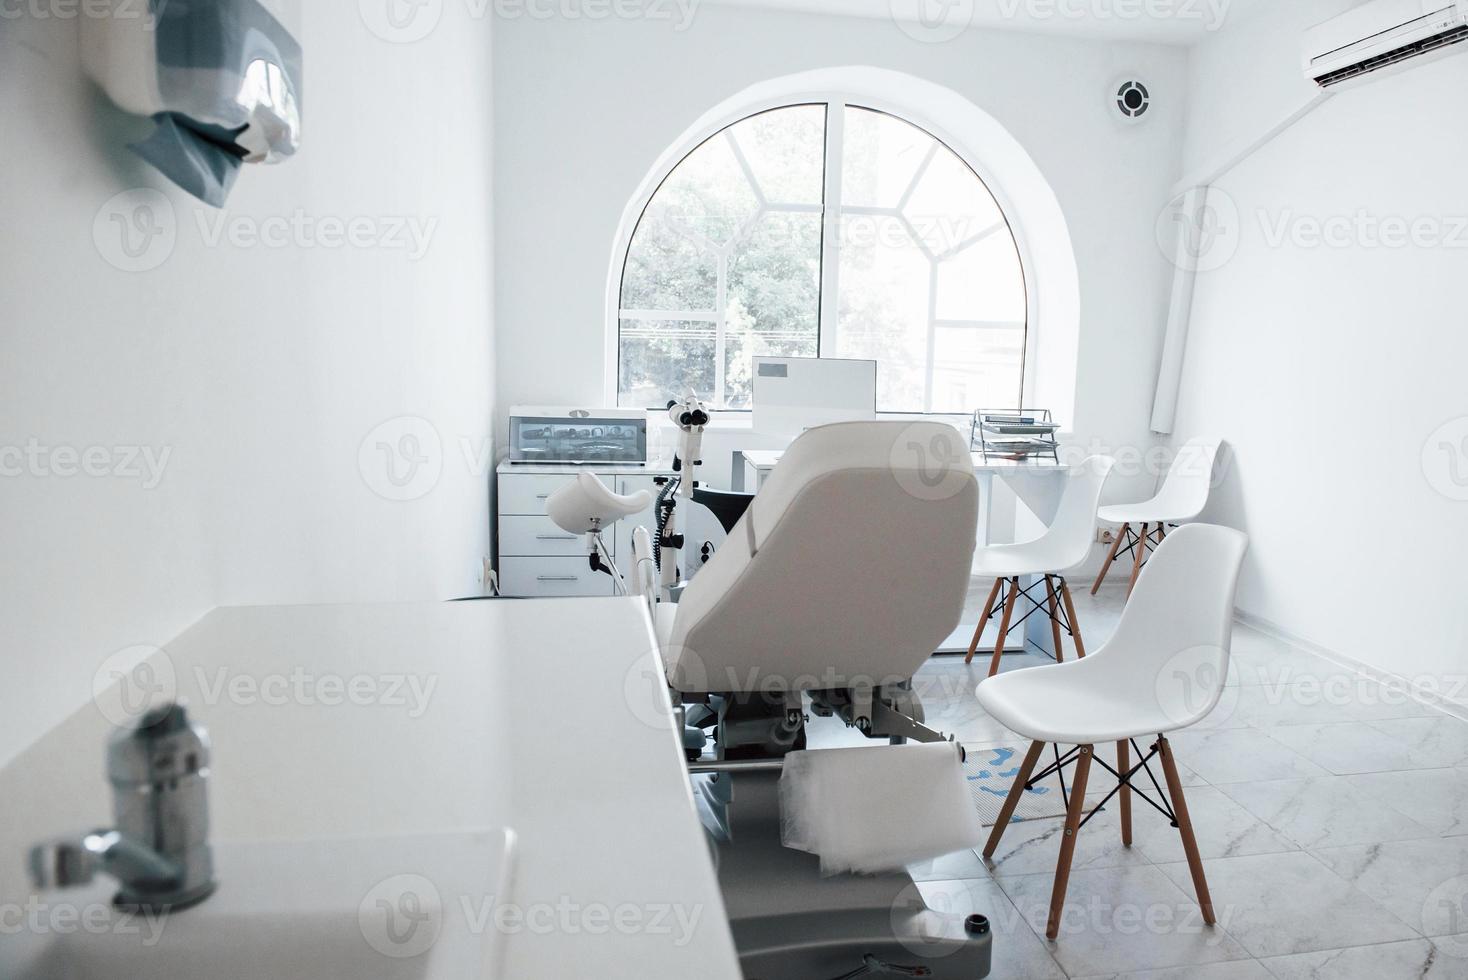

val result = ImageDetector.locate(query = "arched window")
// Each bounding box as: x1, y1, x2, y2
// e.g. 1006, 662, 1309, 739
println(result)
616, 102, 1028, 414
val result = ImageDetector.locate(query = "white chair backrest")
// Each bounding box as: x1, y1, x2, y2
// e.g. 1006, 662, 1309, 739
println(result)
1149, 437, 1222, 521
1037, 456, 1116, 572
664, 421, 979, 694
1098, 523, 1249, 728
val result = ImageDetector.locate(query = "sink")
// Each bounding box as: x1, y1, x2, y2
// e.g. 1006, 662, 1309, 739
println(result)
2, 829, 515, 980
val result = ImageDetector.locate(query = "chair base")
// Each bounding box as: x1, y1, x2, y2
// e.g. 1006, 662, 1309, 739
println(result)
965, 575, 1086, 677
701, 772, 993, 979
1092, 523, 1177, 598
983, 735, 1213, 941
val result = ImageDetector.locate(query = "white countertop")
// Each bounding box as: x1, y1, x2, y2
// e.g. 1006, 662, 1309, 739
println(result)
0, 598, 740, 979
740, 448, 1069, 473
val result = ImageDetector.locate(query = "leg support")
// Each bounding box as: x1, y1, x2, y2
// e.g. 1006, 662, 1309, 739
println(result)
983, 740, 1046, 858
1091, 522, 1130, 594
1047, 745, 1093, 940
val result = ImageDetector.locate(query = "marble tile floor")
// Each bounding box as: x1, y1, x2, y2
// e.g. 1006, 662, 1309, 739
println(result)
804, 584, 1468, 979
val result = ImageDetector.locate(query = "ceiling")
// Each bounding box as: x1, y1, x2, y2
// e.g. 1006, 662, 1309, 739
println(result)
699, 0, 1275, 45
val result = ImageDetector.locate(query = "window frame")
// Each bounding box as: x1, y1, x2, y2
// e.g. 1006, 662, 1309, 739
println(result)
608, 94, 1038, 417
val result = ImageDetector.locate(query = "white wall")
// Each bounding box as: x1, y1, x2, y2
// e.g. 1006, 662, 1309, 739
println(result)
1171, 3, 1468, 704
0, 4, 496, 767
493, 6, 1190, 503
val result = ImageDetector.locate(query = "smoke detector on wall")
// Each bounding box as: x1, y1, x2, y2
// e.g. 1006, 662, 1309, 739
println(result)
1112, 78, 1152, 123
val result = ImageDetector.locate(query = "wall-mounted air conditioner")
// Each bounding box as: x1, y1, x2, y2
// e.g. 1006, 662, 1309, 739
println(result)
1305, 0, 1468, 89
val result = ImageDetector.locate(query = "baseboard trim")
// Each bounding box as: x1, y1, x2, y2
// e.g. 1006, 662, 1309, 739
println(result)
1235, 609, 1468, 723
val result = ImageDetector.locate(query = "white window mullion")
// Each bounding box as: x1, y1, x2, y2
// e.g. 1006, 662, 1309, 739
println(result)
714, 251, 728, 409
924, 263, 939, 414
817, 101, 845, 357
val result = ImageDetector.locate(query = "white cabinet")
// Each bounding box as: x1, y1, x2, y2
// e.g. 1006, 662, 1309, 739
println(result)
496, 463, 673, 598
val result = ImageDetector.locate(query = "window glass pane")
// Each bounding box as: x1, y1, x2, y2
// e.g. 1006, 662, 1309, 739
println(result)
724, 211, 822, 409
618, 320, 715, 409
841, 107, 930, 209
904, 148, 1007, 255
728, 105, 825, 206
936, 232, 1027, 323
835, 214, 930, 412
932, 325, 1026, 413
618, 105, 824, 410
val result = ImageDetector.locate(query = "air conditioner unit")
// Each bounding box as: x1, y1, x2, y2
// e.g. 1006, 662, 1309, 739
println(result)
1305, 0, 1468, 89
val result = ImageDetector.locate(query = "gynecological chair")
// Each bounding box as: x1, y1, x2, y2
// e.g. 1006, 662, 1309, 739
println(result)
651, 421, 992, 979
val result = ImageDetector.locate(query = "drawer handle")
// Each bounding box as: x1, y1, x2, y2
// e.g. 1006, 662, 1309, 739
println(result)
535, 493, 552, 499
537, 575, 580, 582
536, 534, 578, 540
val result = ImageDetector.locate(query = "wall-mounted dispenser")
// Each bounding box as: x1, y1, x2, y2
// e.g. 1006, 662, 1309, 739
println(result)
81, 0, 303, 207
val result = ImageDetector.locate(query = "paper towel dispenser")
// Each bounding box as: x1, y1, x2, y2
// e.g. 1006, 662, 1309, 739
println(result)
81, 0, 303, 207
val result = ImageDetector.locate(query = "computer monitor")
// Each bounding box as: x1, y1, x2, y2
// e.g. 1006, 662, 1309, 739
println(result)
752, 357, 878, 436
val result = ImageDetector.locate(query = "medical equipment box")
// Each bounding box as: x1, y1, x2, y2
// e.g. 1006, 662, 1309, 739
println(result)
508, 408, 648, 465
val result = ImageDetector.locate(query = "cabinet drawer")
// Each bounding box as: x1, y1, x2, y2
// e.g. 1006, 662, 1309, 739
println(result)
498, 473, 575, 515
498, 557, 612, 598
500, 515, 595, 557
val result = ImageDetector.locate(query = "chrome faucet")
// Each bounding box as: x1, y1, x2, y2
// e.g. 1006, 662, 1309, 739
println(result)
30, 702, 217, 911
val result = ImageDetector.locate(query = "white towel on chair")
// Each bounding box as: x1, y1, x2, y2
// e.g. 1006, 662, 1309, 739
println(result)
779, 742, 984, 876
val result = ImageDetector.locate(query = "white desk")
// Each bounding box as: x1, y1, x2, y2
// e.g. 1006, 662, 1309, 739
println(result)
0, 599, 741, 979
735, 449, 1073, 655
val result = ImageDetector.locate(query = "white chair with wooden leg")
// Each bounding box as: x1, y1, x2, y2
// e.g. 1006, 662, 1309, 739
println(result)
977, 523, 1249, 940
1092, 436, 1222, 597
964, 456, 1115, 677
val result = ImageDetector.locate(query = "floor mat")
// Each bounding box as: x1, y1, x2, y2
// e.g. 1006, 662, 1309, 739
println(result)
963, 744, 1068, 827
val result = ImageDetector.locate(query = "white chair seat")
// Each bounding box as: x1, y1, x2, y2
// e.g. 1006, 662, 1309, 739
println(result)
971, 541, 1080, 579
976, 657, 1187, 744
1097, 503, 1196, 525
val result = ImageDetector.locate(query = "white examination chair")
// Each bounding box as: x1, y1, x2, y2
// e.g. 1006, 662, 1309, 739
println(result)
650, 421, 993, 980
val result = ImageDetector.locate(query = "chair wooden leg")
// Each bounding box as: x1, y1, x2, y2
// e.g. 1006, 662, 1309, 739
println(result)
966, 577, 1003, 665
1125, 522, 1150, 598
1158, 736, 1214, 925
1156, 522, 1168, 543
1046, 744, 1093, 940
1091, 522, 1129, 594
1059, 579, 1086, 659
988, 577, 1020, 678
1117, 740, 1132, 847
983, 740, 1046, 858
1044, 575, 1065, 663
